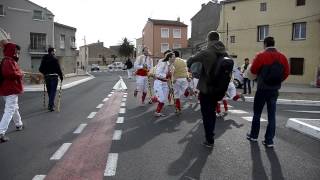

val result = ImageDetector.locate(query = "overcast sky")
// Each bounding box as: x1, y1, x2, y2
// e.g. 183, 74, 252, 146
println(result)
30, 0, 220, 48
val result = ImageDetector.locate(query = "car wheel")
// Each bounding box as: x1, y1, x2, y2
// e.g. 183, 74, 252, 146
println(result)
233, 79, 241, 88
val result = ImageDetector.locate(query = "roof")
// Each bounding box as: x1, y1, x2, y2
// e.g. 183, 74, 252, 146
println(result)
148, 18, 188, 27
191, 1, 220, 20
54, 22, 77, 31
221, 0, 246, 4
26, 0, 54, 15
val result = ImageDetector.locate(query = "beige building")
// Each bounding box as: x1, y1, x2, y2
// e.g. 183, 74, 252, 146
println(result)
218, 0, 320, 86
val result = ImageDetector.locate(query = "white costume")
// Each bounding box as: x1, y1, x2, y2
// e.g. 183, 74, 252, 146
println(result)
134, 54, 153, 93
154, 60, 169, 103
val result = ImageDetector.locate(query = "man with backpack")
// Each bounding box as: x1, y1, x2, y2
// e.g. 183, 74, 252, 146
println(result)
125, 58, 133, 79
187, 31, 233, 148
246, 37, 289, 148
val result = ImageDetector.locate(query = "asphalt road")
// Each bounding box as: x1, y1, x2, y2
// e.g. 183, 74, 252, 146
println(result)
0, 71, 319, 180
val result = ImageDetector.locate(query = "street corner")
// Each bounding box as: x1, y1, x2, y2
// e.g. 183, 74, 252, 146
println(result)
286, 118, 320, 140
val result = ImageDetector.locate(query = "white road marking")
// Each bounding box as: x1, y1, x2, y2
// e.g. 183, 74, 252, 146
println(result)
116, 117, 124, 123
110, 91, 114, 94
50, 143, 72, 160
122, 98, 127, 102
103, 98, 109, 102
194, 104, 201, 111
123, 95, 127, 98
108, 94, 112, 97
242, 116, 267, 122
104, 153, 119, 176
87, 112, 97, 119
288, 118, 320, 121
284, 110, 320, 114
124, 92, 128, 95
96, 104, 104, 109
229, 110, 248, 114
73, 124, 87, 134
119, 108, 126, 114
286, 118, 320, 139
120, 102, 126, 107
32, 175, 46, 180
112, 130, 122, 140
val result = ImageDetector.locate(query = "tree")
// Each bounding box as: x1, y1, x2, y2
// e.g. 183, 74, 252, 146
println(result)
119, 37, 134, 58
111, 54, 117, 63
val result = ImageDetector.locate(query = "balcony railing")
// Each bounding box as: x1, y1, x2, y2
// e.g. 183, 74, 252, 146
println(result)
28, 44, 48, 54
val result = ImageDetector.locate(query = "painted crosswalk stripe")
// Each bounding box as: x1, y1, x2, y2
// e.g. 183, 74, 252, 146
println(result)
242, 116, 267, 122
104, 153, 119, 176
50, 143, 72, 160
96, 104, 104, 109
119, 108, 126, 114
229, 110, 248, 114
112, 130, 122, 140
117, 117, 124, 123
120, 102, 126, 107
73, 124, 87, 134
285, 110, 320, 114
122, 98, 127, 102
103, 98, 109, 102
87, 112, 97, 119
32, 175, 46, 180
194, 104, 201, 111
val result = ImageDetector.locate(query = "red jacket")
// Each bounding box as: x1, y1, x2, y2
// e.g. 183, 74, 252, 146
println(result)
0, 43, 24, 96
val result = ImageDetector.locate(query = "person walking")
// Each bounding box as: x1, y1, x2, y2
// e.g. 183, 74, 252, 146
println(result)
241, 58, 251, 94
125, 58, 134, 79
133, 47, 153, 105
0, 42, 24, 143
246, 37, 289, 148
39, 48, 63, 112
187, 31, 228, 148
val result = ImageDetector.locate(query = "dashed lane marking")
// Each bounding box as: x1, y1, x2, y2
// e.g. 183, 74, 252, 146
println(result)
108, 94, 112, 97
96, 104, 104, 109
124, 92, 128, 95
120, 102, 126, 107
119, 108, 126, 114
103, 98, 109, 102
122, 98, 127, 102
242, 116, 267, 122
104, 153, 119, 176
73, 124, 87, 134
50, 143, 72, 160
112, 130, 122, 140
123, 94, 127, 98
32, 175, 46, 180
87, 112, 97, 119
116, 117, 124, 124
229, 110, 249, 114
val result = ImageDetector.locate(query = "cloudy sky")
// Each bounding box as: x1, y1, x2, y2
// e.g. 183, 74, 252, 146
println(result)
30, 0, 220, 47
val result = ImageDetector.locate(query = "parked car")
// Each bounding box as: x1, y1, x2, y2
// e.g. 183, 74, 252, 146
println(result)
233, 66, 244, 88
107, 62, 125, 71
91, 64, 100, 71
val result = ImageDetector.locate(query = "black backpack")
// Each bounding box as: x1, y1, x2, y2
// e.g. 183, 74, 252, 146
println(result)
190, 62, 202, 79
207, 54, 234, 101
260, 59, 284, 86
126, 60, 133, 69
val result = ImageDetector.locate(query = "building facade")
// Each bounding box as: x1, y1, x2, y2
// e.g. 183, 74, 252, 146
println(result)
218, 0, 320, 85
142, 18, 188, 60
0, 0, 54, 72
135, 37, 143, 57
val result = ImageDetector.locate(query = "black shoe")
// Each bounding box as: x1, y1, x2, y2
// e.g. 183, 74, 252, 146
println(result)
246, 133, 258, 142
202, 141, 214, 148
16, 125, 23, 131
48, 107, 55, 112
0, 134, 9, 143
262, 140, 274, 148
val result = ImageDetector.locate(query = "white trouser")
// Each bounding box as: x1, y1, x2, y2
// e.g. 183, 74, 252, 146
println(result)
0, 95, 23, 135
136, 75, 148, 93
226, 81, 236, 100
190, 78, 199, 92
127, 69, 133, 78
173, 78, 188, 99
154, 80, 169, 103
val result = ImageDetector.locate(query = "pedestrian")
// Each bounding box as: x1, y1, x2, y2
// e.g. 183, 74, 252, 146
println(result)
187, 31, 229, 148
125, 58, 134, 79
0, 42, 24, 143
153, 52, 174, 117
172, 50, 189, 114
246, 36, 289, 148
241, 58, 251, 94
39, 47, 63, 112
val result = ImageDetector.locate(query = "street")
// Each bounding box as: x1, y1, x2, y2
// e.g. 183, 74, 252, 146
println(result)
0, 71, 319, 180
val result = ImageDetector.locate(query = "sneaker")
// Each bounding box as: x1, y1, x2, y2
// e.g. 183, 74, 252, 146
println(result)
154, 112, 166, 117
16, 125, 23, 131
133, 90, 138, 97
0, 134, 9, 143
240, 94, 246, 102
202, 141, 214, 148
246, 133, 258, 142
262, 140, 274, 148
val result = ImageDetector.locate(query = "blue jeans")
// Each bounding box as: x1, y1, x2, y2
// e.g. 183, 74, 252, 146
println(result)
199, 92, 217, 144
243, 78, 251, 94
250, 89, 278, 144
45, 76, 58, 109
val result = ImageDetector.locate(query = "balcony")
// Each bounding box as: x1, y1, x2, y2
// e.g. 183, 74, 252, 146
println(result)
71, 43, 77, 49
28, 44, 48, 55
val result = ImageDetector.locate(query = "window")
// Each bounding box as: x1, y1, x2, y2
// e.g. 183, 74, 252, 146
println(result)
257, 25, 269, 42
30, 33, 46, 50
290, 58, 304, 75
230, 36, 236, 43
296, 0, 305, 6
161, 43, 169, 53
0, 5, 4, 16
161, 28, 169, 38
232, 6, 236, 10
70, 36, 76, 48
33, 10, 43, 20
260, 2, 267, 11
173, 29, 181, 38
60, 35, 65, 49
173, 44, 181, 49
293, 22, 306, 40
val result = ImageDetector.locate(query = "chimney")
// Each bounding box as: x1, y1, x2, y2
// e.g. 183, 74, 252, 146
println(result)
177, 17, 180, 22
201, 3, 206, 8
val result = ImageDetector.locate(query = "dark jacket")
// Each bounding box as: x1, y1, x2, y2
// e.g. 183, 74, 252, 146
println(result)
250, 48, 289, 90
0, 43, 24, 96
39, 54, 63, 81
187, 40, 226, 94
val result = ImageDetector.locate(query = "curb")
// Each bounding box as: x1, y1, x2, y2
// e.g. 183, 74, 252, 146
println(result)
24, 76, 95, 92
286, 118, 320, 140
245, 97, 320, 106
